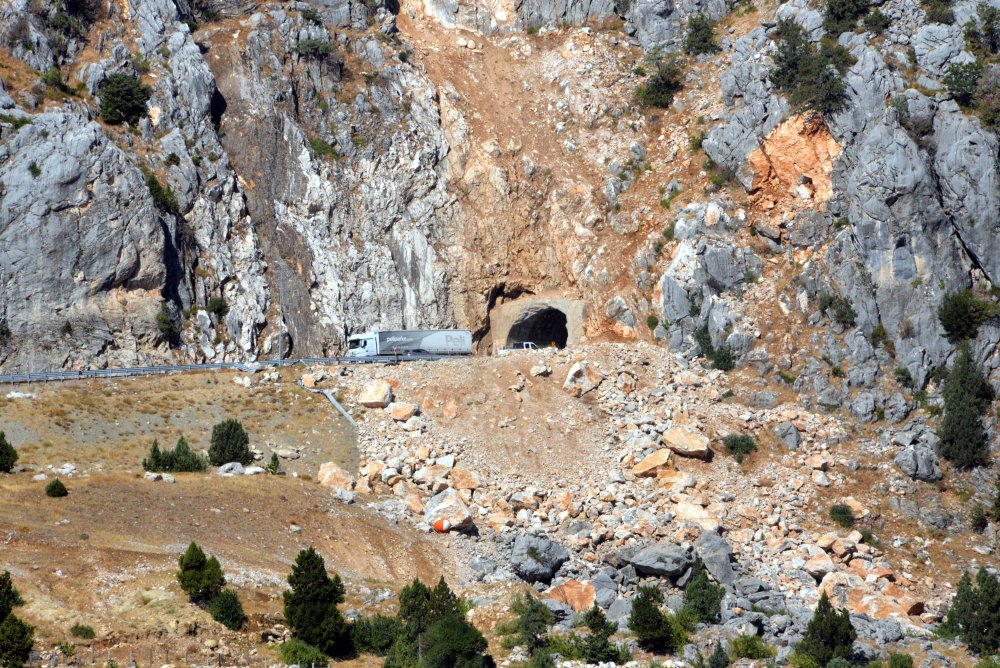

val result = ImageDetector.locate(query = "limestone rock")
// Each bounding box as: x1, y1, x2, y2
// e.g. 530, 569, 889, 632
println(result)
545, 580, 596, 612
511, 535, 570, 583
359, 381, 394, 408
562, 362, 604, 397
423, 488, 473, 531
663, 428, 711, 459
389, 402, 418, 421
317, 462, 354, 491
630, 449, 673, 478
625, 542, 692, 578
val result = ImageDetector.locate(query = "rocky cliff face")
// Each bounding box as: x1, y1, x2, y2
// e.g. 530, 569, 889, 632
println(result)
0, 0, 998, 390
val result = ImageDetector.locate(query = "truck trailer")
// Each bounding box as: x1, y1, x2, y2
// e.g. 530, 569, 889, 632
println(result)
345, 329, 473, 357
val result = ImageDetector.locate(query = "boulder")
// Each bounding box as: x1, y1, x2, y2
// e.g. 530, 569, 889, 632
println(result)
693, 531, 737, 590
631, 449, 674, 478
359, 380, 394, 408
217, 462, 245, 476
894, 441, 942, 481
804, 553, 836, 580
301, 373, 316, 388
663, 428, 711, 459
389, 402, 418, 421
545, 580, 596, 612
450, 467, 481, 490
317, 461, 354, 490
562, 362, 604, 397
530, 365, 551, 377
626, 542, 692, 578
774, 421, 801, 450
423, 488, 474, 531
591, 569, 618, 608
511, 535, 570, 583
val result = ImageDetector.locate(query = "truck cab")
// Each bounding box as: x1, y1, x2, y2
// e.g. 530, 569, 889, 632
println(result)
346, 333, 378, 357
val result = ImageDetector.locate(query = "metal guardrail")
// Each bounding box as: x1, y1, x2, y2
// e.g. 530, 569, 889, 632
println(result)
0, 353, 465, 385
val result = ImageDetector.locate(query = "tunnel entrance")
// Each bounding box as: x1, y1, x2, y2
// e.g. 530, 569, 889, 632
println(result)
506, 306, 569, 349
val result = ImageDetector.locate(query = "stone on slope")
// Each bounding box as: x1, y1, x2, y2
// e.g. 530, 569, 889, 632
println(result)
694, 531, 737, 590
359, 380, 394, 408
894, 441, 942, 481
663, 428, 711, 459
389, 402, 418, 421
317, 461, 354, 490
626, 542, 692, 578
423, 488, 473, 531
545, 580, 596, 612
631, 449, 674, 477
562, 362, 604, 397
511, 534, 570, 583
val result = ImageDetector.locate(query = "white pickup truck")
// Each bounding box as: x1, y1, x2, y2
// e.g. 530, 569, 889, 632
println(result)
496, 342, 540, 356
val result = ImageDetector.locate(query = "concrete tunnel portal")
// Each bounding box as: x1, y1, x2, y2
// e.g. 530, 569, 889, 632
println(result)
488, 297, 585, 352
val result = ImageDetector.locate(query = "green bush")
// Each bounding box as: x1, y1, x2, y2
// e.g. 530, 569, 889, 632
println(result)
939, 342, 994, 469
684, 14, 720, 54
894, 367, 914, 389
863, 9, 891, 34
177, 542, 225, 603
938, 290, 999, 341
887, 652, 914, 668
27, 162, 40, 179
823, 0, 867, 35
723, 434, 756, 463
45, 478, 68, 497
265, 453, 282, 475
69, 624, 95, 639
206, 296, 228, 318
647, 314, 660, 330
0, 613, 34, 668
143, 437, 207, 473
992, 480, 1000, 521
309, 136, 339, 160
419, 614, 492, 668
0, 571, 25, 621
0, 432, 18, 473
829, 297, 857, 326
283, 547, 352, 658
156, 304, 180, 343
829, 503, 855, 528
146, 173, 179, 214
351, 615, 401, 655
966, 5, 1000, 54
628, 586, 682, 653
971, 504, 989, 533
770, 20, 853, 114
297, 39, 334, 57
683, 558, 725, 623
208, 419, 252, 466
579, 604, 627, 664
925, 0, 954, 24
943, 568, 1000, 653
98, 73, 149, 125
279, 639, 328, 667
636, 55, 684, 108
944, 61, 984, 106
729, 633, 775, 659
695, 325, 736, 371
301, 7, 323, 23
795, 592, 856, 666
506, 592, 553, 652
209, 589, 246, 630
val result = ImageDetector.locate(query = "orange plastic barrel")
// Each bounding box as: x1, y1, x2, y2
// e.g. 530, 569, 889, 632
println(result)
433, 518, 452, 533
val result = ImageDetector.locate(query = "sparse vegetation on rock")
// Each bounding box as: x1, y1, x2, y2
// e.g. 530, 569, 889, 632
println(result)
792, 592, 857, 666
635, 55, 684, 108
770, 20, 853, 115
684, 14, 720, 54
98, 74, 149, 125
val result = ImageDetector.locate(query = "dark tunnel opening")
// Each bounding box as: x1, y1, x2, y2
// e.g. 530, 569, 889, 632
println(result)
507, 307, 568, 349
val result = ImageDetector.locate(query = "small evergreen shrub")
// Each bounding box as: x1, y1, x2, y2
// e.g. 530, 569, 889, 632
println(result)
156, 304, 180, 343
143, 437, 207, 473
279, 639, 328, 667
863, 9, 891, 34
351, 615, 401, 655
177, 542, 225, 603
684, 14, 720, 54
300, 7, 323, 23
944, 61, 984, 106
208, 419, 252, 466
309, 136, 339, 160
706, 643, 729, 668
283, 547, 351, 657
683, 558, 725, 623
209, 589, 246, 630
647, 314, 660, 330
579, 603, 627, 664
0, 432, 18, 473
628, 586, 684, 653
939, 342, 993, 469
265, 453, 282, 474
69, 624, 95, 639
206, 296, 228, 318
794, 592, 856, 666
27, 162, 40, 179
0, 613, 34, 668
297, 39, 334, 57
508, 592, 554, 651
894, 367, 914, 389
938, 290, 999, 341
888, 653, 914, 668
636, 55, 684, 108
729, 633, 775, 659
723, 434, 756, 463
925, 0, 955, 24
98, 73, 149, 125
146, 173, 179, 214
830, 503, 855, 528
0, 571, 25, 620
770, 20, 854, 114
45, 478, 68, 497
823, 0, 868, 35
971, 504, 989, 533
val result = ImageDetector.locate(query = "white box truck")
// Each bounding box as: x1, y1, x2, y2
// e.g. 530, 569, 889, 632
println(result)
346, 329, 473, 357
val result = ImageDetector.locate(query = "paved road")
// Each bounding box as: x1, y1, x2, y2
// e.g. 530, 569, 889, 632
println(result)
0, 353, 462, 385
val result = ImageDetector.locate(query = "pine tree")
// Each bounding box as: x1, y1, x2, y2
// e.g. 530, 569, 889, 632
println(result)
628, 586, 676, 653
427, 577, 461, 626
418, 614, 494, 668
938, 343, 994, 469
991, 481, 1000, 521
209, 589, 247, 631
683, 558, 725, 623
0, 613, 34, 668
967, 569, 1000, 654
283, 547, 351, 657
580, 603, 621, 664
208, 419, 252, 466
0, 432, 18, 473
397, 578, 433, 631
509, 592, 553, 652
943, 571, 976, 636
795, 592, 857, 666
142, 440, 164, 471
708, 643, 730, 668
177, 542, 225, 603
0, 571, 24, 621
